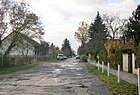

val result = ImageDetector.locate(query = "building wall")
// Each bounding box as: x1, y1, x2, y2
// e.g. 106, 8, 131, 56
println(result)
123, 54, 128, 72
123, 53, 138, 75
132, 53, 137, 75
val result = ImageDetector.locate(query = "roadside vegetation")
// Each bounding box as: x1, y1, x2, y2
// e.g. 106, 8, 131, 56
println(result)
0, 59, 57, 75
86, 64, 138, 95
75, 5, 140, 70
0, 62, 38, 75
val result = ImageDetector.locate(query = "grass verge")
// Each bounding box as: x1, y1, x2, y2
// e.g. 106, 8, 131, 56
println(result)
86, 64, 138, 95
0, 59, 57, 75
0, 62, 40, 75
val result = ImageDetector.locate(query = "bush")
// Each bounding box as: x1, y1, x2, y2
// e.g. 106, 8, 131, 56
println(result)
80, 55, 87, 62
99, 50, 107, 65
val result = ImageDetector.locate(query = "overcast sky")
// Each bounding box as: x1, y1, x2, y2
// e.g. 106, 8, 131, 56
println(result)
25, 0, 139, 52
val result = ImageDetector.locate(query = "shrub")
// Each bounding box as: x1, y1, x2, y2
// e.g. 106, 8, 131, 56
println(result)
99, 50, 107, 65
80, 55, 87, 62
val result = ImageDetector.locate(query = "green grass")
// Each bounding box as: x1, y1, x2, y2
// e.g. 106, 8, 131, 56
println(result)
86, 64, 138, 95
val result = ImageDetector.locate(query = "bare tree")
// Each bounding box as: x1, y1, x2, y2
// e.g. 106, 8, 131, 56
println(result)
103, 14, 127, 39
0, 0, 10, 46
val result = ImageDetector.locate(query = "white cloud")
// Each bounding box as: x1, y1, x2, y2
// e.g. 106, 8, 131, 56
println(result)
24, 0, 138, 52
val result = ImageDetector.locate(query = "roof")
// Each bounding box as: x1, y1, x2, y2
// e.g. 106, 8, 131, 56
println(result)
2, 32, 40, 47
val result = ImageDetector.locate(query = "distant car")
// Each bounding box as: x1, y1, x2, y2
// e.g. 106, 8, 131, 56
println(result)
63, 55, 67, 59
57, 54, 67, 60
57, 54, 64, 60
76, 55, 80, 59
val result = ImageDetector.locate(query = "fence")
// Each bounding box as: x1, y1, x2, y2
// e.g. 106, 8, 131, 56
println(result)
0, 55, 55, 67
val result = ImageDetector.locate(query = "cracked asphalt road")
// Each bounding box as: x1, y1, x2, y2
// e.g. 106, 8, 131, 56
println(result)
0, 58, 111, 95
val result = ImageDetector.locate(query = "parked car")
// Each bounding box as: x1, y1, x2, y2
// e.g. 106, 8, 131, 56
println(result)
76, 55, 80, 59
63, 55, 67, 59
57, 54, 67, 60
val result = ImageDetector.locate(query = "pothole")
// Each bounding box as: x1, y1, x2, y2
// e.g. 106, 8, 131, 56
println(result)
79, 85, 88, 88
16, 78, 30, 81
63, 86, 73, 89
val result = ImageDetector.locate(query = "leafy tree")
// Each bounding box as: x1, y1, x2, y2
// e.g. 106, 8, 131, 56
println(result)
71, 49, 76, 57
104, 39, 123, 59
87, 12, 107, 54
77, 46, 86, 55
49, 43, 60, 58
75, 21, 89, 47
75, 21, 89, 55
3, 1, 44, 56
40, 41, 49, 56
61, 38, 72, 57
124, 5, 140, 64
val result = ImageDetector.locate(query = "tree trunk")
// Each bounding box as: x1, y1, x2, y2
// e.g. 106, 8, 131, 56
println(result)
4, 43, 15, 57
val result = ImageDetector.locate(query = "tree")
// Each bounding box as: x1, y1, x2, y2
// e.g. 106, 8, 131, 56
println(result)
104, 39, 123, 59
77, 46, 86, 55
103, 14, 126, 39
40, 41, 49, 56
75, 21, 89, 47
75, 21, 89, 55
124, 5, 140, 64
61, 38, 72, 57
0, 0, 10, 47
3, 1, 44, 56
87, 12, 107, 54
49, 43, 61, 58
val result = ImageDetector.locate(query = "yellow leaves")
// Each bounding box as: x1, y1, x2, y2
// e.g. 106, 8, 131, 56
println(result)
49, 47, 61, 56
88, 53, 93, 60
75, 21, 89, 45
104, 39, 123, 57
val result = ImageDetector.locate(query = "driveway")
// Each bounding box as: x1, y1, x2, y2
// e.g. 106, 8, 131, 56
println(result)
0, 58, 111, 95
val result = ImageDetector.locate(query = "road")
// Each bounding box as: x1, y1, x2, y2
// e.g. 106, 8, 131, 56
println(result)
0, 58, 111, 95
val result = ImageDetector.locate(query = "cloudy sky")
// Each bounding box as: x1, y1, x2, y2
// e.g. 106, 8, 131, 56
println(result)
25, 0, 139, 52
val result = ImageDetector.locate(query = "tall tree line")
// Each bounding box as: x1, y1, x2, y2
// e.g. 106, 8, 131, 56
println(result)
75, 12, 107, 55
75, 4, 140, 68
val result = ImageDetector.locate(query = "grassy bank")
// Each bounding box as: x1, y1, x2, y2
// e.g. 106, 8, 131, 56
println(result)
86, 64, 138, 95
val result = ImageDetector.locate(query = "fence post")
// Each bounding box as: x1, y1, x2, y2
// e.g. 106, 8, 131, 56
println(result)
98, 60, 100, 70
102, 61, 104, 73
138, 63, 140, 95
94, 60, 96, 67
2, 54, 3, 67
108, 62, 110, 77
118, 64, 120, 83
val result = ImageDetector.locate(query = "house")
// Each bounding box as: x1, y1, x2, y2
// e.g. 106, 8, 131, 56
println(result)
122, 37, 137, 74
123, 52, 137, 74
104, 38, 137, 74
0, 32, 41, 56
